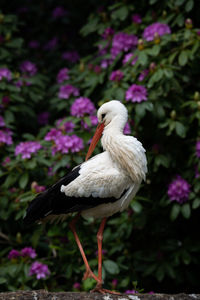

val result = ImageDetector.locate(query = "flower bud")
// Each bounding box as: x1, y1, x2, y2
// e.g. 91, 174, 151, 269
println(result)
185, 18, 193, 29
79, 61, 85, 72
137, 39, 144, 50
149, 62, 156, 72
170, 110, 176, 120
197, 101, 200, 110
162, 10, 167, 17
0, 14, 4, 23
154, 33, 160, 44
194, 91, 200, 101
5, 33, 11, 41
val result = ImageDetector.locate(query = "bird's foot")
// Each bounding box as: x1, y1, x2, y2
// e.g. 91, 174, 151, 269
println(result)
83, 268, 99, 282
91, 283, 121, 295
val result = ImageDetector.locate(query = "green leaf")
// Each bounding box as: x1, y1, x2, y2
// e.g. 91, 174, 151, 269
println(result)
138, 51, 148, 66
170, 204, 180, 221
0, 277, 7, 284
175, 121, 186, 138
182, 250, 191, 265
3, 173, 18, 188
83, 278, 96, 291
181, 203, 191, 219
178, 51, 188, 66
185, 0, 193, 12
131, 201, 143, 213
19, 173, 29, 189
192, 198, 200, 209
156, 265, 165, 282
103, 260, 120, 274
111, 6, 128, 21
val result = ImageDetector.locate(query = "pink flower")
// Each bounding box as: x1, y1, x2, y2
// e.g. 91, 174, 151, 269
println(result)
0, 116, 5, 127
20, 61, 37, 76
8, 249, 21, 259
0, 128, 13, 145
15, 141, 42, 159
0, 68, 12, 81
29, 261, 50, 279
126, 84, 147, 103
124, 122, 131, 134
110, 70, 124, 82
132, 14, 142, 24
71, 97, 95, 117
44, 128, 62, 142
62, 51, 80, 63
52, 6, 67, 19
111, 32, 138, 59
57, 68, 69, 83
167, 176, 191, 203
73, 282, 81, 290
143, 22, 171, 41
122, 53, 138, 65
102, 27, 114, 39
21, 247, 37, 259
138, 69, 149, 81
38, 112, 49, 125
196, 140, 200, 158
58, 84, 79, 99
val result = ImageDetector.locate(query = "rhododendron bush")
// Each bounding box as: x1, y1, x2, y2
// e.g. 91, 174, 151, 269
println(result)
0, 0, 200, 294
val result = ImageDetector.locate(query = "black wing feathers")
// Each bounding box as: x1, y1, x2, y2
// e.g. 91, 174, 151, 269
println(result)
24, 165, 128, 224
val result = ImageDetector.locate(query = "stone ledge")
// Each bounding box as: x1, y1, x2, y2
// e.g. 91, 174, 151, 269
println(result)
0, 291, 199, 300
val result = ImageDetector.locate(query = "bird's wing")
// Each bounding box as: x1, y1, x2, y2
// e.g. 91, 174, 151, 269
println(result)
24, 152, 132, 224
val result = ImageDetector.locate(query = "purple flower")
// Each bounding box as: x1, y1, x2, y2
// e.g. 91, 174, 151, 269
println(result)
111, 279, 118, 288
110, 70, 124, 82
62, 51, 80, 63
58, 84, 79, 99
53, 134, 84, 154
71, 97, 95, 117
57, 68, 69, 83
167, 176, 191, 203
2, 156, 11, 167
122, 53, 138, 65
143, 22, 171, 41
8, 249, 21, 259
125, 290, 137, 294
0, 128, 13, 145
38, 112, 49, 125
29, 261, 50, 279
15, 141, 42, 159
56, 119, 75, 133
0, 68, 12, 81
196, 140, 200, 158
132, 14, 142, 24
28, 40, 40, 49
195, 165, 200, 178
2, 96, 10, 104
111, 32, 138, 59
21, 247, 37, 259
52, 6, 67, 19
81, 115, 98, 130
31, 182, 46, 193
44, 128, 62, 142
0, 116, 5, 127
124, 122, 131, 135
102, 27, 114, 39
138, 69, 149, 81
73, 282, 81, 290
20, 61, 37, 76
43, 37, 58, 51
101, 58, 113, 69
126, 84, 147, 103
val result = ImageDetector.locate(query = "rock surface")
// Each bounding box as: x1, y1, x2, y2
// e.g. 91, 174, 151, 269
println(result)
0, 291, 200, 300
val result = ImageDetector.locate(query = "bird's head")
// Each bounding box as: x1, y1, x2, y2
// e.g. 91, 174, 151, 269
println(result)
86, 100, 128, 161
97, 100, 128, 127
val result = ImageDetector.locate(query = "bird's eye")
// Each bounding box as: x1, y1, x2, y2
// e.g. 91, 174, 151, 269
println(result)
101, 113, 106, 120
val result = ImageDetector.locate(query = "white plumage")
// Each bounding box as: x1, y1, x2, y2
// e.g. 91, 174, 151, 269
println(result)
61, 100, 147, 219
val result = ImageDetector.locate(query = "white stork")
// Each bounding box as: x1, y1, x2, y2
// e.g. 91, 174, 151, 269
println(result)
24, 100, 147, 294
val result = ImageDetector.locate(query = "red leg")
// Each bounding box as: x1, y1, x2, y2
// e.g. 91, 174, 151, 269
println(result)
91, 218, 121, 295
69, 213, 99, 283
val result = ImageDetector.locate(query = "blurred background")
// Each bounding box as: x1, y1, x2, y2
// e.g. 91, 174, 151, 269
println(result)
0, 0, 200, 294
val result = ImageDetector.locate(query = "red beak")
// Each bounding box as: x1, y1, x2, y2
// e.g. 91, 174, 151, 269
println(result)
85, 122, 105, 161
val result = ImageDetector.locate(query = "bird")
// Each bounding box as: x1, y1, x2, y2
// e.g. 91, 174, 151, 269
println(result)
24, 100, 147, 294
